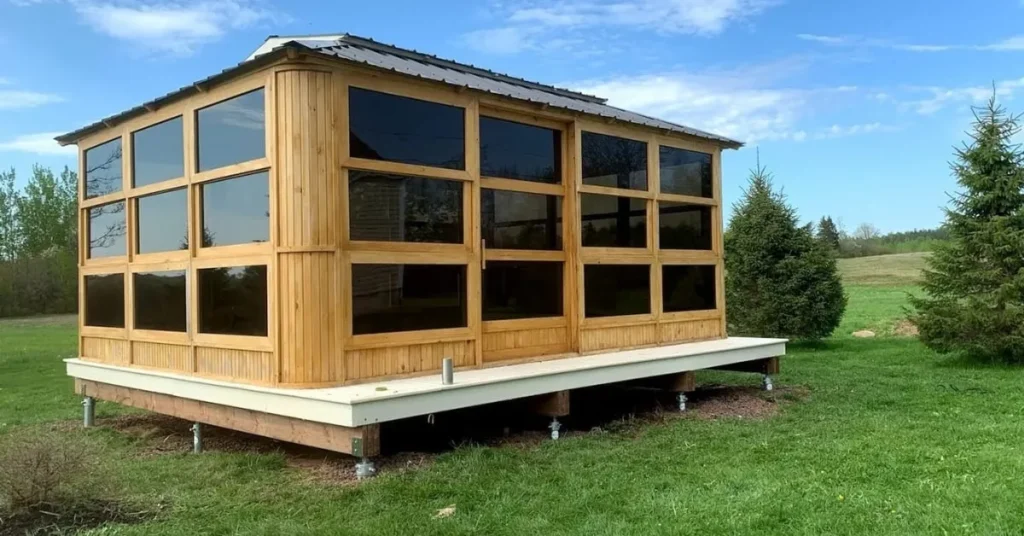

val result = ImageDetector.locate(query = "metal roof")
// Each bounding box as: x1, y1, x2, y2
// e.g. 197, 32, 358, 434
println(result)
57, 34, 743, 148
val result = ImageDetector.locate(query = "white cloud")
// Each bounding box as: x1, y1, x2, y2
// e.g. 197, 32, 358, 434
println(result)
0, 89, 63, 110
798, 33, 1024, 53
814, 122, 898, 139
0, 132, 76, 156
463, 27, 539, 55
568, 66, 854, 143
20, 0, 284, 56
906, 78, 1024, 115
466, 0, 781, 54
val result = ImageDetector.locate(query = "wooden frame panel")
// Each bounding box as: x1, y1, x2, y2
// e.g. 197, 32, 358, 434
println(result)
71, 52, 730, 388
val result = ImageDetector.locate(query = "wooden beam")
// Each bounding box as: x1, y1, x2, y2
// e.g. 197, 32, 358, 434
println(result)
527, 390, 570, 417
711, 356, 779, 375
75, 379, 380, 457
628, 370, 696, 392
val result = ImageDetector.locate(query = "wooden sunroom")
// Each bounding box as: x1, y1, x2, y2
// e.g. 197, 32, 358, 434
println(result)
58, 34, 785, 467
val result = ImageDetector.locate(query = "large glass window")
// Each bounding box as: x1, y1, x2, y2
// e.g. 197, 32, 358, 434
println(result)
581, 131, 647, 190
198, 265, 268, 336
663, 265, 716, 312
87, 201, 127, 258
352, 264, 466, 335
480, 117, 560, 183
659, 203, 712, 250
84, 273, 124, 328
581, 193, 646, 248
584, 264, 650, 317
200, 171, 269, 247
134, 270, 187, 332
349, 87, 465, 170
84, 138, 122, 199
137, 188, 188, 254
481, 189, 561, 250
132, 117, 184, 187
660, 146, 712, 198
483, 261, 563, 321
349, 171, 463, 243
196, 89, 265, 172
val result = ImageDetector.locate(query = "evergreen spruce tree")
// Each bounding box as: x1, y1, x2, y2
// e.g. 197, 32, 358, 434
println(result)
817, 216, 841, 251
725, 165, 847, 340
910, 95, 1024, 362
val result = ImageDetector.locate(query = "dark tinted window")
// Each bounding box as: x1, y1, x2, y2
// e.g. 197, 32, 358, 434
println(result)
581, 131, 647, 190
660, 146, 712, 198
133, 117, 184, 187
196, 89, 265, 172
349, 170, 463, 243
84, 138, 122, 198
84, 273, 124, 328
480, 116, 560, 183
137, 188, 188, 254
200, 171, 269, 247
659, 203, 712, 250
481, 189, 561, 250
134, 270, 187, 332
663, 265, 716, 312
352, 264, 466, 334
350, 87, 465, 170
88, 201, 126, 258
584, 265, 650, 317
483, 261, 563, 321
198, 265, 268, 336
581, 193, 646, 248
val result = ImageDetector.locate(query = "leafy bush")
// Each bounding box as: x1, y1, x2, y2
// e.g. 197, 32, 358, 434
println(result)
725, 166, 847, 340
0, 429, 112, 513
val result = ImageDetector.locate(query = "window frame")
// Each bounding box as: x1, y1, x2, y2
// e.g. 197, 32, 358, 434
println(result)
479, 108, 571, 334
131, 115, 186, 190
342, 75, 478, 347
77, 74, 274, 352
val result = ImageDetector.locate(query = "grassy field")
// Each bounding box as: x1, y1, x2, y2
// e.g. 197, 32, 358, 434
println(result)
4, 253, 1024, 535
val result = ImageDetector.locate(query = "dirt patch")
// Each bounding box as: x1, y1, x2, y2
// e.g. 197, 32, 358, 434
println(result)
686, 385, 801, 420
95, 382, 807, 484
892, 319, 919, 337
0, 500, 156, 536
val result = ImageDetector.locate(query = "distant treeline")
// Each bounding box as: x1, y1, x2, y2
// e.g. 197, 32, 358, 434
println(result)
0, 165, 78, 318
837, 226, 948, 258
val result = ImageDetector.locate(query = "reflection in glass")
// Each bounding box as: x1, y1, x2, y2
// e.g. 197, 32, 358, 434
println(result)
480, 116, 560, 183
85, 273, 124, 328
88, 201, 126, 258
198, 265, 267, 336
200, 171, 269, 247
663, 265, 716, 312
137, 188, 188, 254
84, 138, 122, 199
581, 131, 647, 190
134, 270, 187, 332
352, 264, 466, 334
483, 261, 562, 321
581, 193, 646, 248
349, 87, 465, 170
584, 264, 650, 317
660, 146, 712, 198
481, 189, 561, 250
659, 203, 712, 250
133, 117, 184, 187
196, 89, 265, 172
349, 171, 463, 243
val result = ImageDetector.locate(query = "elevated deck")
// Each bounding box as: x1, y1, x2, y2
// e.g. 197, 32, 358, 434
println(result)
68, 336, 786, 457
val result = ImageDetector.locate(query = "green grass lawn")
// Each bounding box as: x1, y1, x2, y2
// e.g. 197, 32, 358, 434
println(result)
4, 254, 1024, 535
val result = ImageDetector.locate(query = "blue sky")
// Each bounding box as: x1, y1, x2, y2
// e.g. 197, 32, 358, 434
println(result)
2, 0, 1022, 233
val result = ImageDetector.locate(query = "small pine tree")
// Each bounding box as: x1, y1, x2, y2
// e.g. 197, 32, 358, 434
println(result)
910, 95, 1024, 362
725, 165, 847, 340
817, 216, 841, 251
